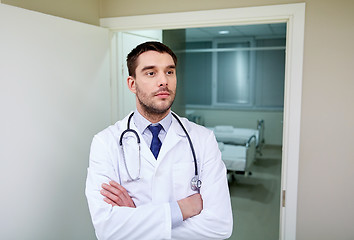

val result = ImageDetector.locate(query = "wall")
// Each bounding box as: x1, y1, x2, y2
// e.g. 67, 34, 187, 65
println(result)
2, 0, 100, 25
0, 4, 110, 239
100, 0, 354, 239
100, 0, 302, 17
297, 0, 354, 239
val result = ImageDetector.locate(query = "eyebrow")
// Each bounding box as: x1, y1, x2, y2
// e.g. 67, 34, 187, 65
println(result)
140, 64, 176, 72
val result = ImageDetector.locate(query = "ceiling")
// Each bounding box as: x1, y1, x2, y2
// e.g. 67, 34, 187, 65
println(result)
185, 23, 286, 41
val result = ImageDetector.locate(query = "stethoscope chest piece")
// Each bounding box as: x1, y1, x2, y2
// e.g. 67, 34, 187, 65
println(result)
191, 175, 202, 192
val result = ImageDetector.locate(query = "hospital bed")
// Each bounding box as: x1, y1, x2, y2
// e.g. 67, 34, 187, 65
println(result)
217, 135, 256, 179
210, 120, 265, 155
209, 120, 264, 180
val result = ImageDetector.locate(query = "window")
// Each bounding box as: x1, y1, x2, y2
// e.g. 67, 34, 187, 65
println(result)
184, 42, 213, 105
173, 23, 286, 110
215, 40, 254, 107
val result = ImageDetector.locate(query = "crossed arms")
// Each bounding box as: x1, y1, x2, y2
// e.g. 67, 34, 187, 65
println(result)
86, 130, 233, 240
101, 180, 203, 220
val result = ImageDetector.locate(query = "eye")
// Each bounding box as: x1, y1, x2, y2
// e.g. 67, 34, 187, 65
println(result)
146, 71, 155, 76
167, 70, 175, 75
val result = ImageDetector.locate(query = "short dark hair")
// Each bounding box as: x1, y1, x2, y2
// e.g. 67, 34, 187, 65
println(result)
126, 41, 177, 78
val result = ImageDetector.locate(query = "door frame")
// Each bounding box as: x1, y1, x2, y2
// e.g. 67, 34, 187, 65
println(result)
101, 3, 305, 240
110, 31, 162, 122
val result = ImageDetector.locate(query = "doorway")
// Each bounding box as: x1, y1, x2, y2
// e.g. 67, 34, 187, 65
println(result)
163, 23, 286, 239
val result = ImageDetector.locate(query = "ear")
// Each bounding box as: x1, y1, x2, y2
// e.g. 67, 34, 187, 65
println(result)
127, 76, 136, 94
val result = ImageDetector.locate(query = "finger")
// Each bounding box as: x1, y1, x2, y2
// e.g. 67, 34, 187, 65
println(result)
101, 182, 135, 207
102, 183, 126, 200
100, 189, 124, 205
109, 181, 135, 207
103, 182, 128, 202
101, 183, 116, 193
109, 181, 129, 195
104, 197, 118, 207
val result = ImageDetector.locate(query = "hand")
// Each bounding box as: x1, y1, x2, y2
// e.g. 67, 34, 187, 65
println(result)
177, 193, 203, 220
100, 180, 136, 208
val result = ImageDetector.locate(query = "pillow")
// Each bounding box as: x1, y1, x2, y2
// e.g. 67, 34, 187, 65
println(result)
217, 142, 225, 151
214, 125, 234, 132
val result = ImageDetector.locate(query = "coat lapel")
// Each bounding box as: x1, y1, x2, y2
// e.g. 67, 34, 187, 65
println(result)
157, 116, 187, 162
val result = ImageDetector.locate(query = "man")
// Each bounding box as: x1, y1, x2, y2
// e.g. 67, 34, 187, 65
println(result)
85, 41, 233, 240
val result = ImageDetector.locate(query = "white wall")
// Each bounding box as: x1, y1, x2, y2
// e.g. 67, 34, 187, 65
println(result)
0, 4, 110, 239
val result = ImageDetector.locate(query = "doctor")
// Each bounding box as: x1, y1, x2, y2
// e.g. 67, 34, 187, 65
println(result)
85, 41, 233, 240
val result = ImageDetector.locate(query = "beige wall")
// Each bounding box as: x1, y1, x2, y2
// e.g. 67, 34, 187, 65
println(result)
297, 0, 354, 239
101, 0, 354, 239
3, 0, 354, 239
100, 0, 302, 17
2, 0, 100, 25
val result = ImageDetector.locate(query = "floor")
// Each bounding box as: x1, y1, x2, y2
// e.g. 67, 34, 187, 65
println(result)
227, 145, 282, 240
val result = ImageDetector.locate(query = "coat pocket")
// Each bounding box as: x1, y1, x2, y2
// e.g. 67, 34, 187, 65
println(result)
172, 161, 196, 200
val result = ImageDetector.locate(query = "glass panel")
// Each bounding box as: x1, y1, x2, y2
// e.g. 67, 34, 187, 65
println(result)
184, 42, 212, 105
255, 38, 286, 108
217, 42, 250, 104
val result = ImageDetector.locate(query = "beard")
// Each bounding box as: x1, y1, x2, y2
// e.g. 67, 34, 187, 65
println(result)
136, 85, 175, 116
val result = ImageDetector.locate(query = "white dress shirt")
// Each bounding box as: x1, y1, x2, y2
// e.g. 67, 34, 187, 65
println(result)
133, 109, 183, 227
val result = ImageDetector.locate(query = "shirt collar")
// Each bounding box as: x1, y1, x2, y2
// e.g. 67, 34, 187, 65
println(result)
133, 109, 172, 134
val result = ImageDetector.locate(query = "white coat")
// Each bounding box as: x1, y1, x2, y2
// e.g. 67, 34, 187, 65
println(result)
85, 113, 233, 240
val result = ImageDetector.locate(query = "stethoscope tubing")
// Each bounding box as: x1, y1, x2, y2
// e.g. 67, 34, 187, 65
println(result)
120, 112, 201, 192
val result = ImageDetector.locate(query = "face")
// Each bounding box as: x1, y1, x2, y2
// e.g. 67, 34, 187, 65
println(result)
127, 51, 177, 118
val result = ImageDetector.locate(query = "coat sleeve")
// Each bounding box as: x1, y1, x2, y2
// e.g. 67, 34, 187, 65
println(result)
172, 130, 233, 239
85, 134, 172, 240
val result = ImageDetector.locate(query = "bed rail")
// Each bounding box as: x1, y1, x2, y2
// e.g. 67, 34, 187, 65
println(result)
256, 120, 265, 155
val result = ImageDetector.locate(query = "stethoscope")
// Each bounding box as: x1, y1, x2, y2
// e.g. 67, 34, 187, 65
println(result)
119, 112, 202, 192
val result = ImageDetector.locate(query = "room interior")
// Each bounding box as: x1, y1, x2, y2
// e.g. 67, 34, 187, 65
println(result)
1, 1, 354, 240
164, 23, 286, 239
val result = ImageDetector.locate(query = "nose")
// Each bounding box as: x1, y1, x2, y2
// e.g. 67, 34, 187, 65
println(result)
158, 73, 168, 87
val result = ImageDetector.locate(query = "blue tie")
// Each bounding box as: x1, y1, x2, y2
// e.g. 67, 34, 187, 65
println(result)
148, 124, 162, 159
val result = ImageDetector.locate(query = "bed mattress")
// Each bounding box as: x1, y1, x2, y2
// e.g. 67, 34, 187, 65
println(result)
209, 126, 259, 146
218, 142, 247, 171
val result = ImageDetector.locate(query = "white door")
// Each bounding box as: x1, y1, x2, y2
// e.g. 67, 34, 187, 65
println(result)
112, 31, 162, 120
0, 4, 110, 240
